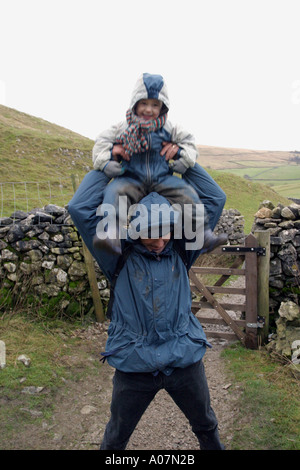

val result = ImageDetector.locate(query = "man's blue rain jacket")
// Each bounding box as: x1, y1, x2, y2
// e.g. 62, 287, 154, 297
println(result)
100, 192, 211, 375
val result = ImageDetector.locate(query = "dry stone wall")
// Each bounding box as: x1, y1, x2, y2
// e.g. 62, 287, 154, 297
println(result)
0, 205, 245, 319
214, 208, 245, 245
0, 205, 109, 317
252, 200, 300, 361
252, 200, 300, 307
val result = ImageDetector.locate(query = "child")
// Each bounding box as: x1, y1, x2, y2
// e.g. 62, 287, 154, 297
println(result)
92, 73, 227, 253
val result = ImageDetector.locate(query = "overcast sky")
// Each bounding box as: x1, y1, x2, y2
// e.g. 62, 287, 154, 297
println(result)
0, 0, 300, 151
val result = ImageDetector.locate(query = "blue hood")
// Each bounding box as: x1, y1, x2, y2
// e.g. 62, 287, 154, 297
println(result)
127, 192, 180, 241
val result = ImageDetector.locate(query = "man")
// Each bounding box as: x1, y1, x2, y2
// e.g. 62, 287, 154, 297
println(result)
68, 165, 226, 450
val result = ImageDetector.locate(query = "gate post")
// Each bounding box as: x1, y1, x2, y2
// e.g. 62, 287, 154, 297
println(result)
254, 231, 270, 343
245, 234, 259, 349
71, 174, 105, 323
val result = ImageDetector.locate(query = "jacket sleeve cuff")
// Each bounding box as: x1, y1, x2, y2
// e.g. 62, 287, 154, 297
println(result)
178, 155, 192, 169
94, 157, 111, 171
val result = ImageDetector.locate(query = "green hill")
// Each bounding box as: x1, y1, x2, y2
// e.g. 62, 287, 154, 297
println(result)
0, 105, 290, 232
207, 169, 290, 232
0, 104, 94, 214
196, 144, 300, 199
196, 144, 294, 170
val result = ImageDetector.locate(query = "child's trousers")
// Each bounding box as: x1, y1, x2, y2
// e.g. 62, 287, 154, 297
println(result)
68, 164, 226, 278
102, 172, 201, 211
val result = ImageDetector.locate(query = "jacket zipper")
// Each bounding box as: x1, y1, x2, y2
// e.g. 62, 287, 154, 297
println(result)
146, 134, 151, 184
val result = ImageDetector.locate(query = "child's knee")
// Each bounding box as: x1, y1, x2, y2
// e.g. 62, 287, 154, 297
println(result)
216, 189, 227, 210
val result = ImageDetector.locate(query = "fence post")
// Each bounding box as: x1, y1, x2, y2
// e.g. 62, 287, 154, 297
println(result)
71, 175, 105, 323
245, 234, 259, 349
254, 230, 270, 343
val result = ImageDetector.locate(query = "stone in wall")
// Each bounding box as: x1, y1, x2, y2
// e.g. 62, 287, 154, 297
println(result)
266, 300, 300, 368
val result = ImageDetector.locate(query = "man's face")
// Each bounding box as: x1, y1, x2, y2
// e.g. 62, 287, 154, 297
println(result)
135, 99, 163, 121
140, 232, 172, 254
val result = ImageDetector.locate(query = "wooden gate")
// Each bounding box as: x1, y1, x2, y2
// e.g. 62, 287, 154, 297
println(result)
189, 232, 270, 349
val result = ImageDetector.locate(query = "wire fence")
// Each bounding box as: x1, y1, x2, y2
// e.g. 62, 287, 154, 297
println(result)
0, 175, 79, 226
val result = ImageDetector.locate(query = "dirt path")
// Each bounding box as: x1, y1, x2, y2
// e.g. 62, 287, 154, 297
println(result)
7, 335, 240, 450
2, 279, 244, 450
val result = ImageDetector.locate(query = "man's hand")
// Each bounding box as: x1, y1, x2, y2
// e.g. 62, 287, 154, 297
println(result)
160, 141, 179, 161
112, 144, 130, 161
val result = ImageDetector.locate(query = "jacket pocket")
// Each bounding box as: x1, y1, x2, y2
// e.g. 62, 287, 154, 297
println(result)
100, 322, 139, 362
186, 333, 212, 349
100, 340, 136, 362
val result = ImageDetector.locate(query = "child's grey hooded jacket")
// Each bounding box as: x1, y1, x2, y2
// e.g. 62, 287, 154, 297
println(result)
92, 73, 198, 183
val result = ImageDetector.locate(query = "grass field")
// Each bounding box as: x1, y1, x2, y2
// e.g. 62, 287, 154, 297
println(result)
206, 169, 290, 232
215, 163, 300, 199
222, 343, 300, 450
197, 144, 300, 199
271, 181, 300, 197
197, 144, 294, 169
219, 163, 300, 180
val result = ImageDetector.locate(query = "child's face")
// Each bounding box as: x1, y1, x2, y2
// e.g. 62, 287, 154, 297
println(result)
135, 99, 163, 121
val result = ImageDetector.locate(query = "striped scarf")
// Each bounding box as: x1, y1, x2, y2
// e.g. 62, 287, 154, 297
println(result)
116, 109, 167, 156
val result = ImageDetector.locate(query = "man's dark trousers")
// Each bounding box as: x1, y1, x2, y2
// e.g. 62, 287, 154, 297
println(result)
100, 360, 224, 450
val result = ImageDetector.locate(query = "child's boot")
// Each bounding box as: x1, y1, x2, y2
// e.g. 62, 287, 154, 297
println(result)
93, 225, 122, 255
202, 229, 228, 253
